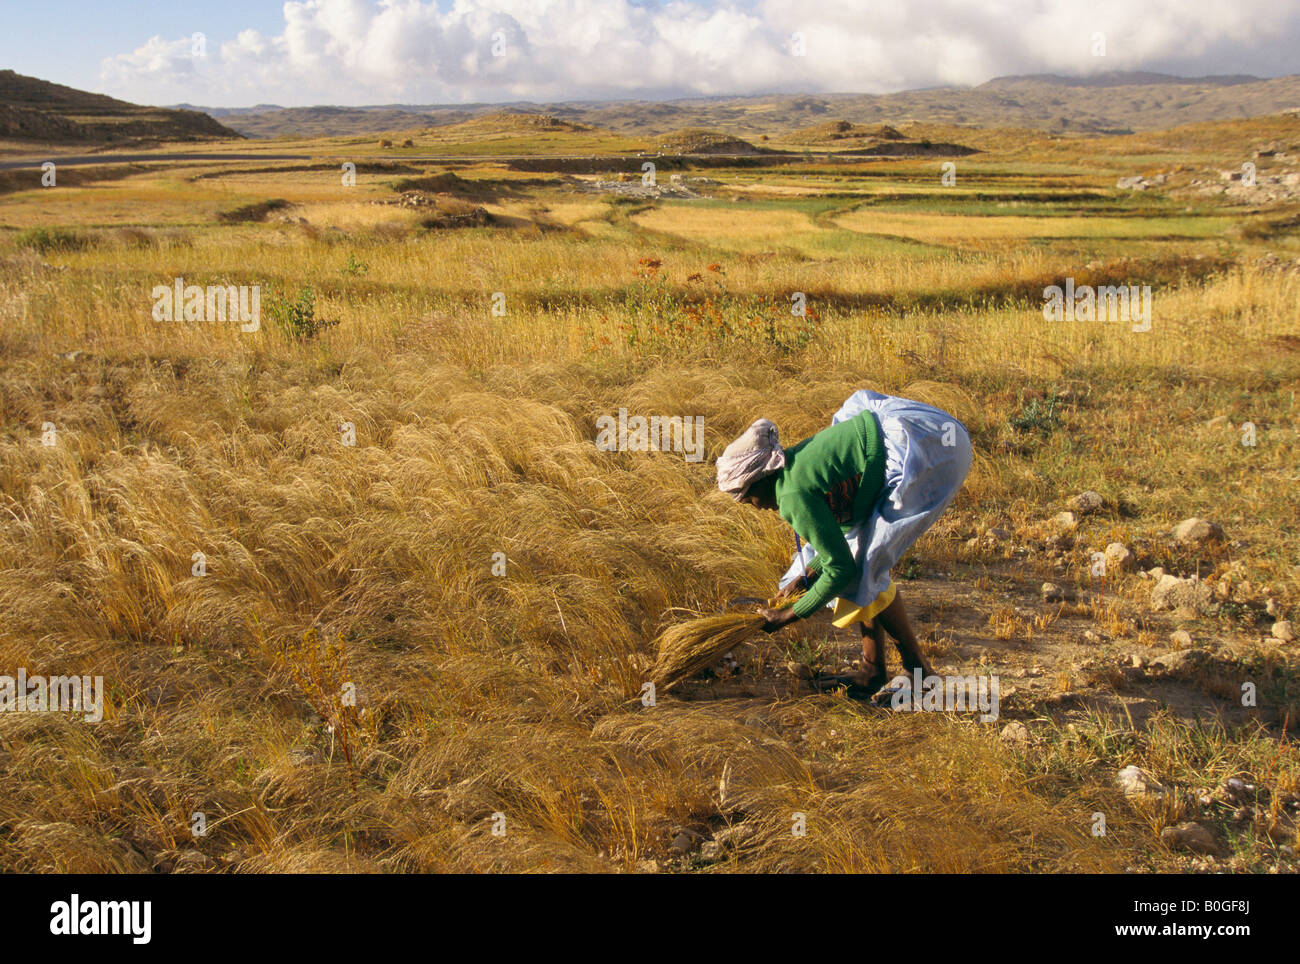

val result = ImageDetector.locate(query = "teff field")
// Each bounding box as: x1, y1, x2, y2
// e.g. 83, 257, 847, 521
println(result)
1, 112, 1298, 873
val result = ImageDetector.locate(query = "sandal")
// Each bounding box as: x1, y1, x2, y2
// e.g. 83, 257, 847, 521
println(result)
813, 673, 888, 702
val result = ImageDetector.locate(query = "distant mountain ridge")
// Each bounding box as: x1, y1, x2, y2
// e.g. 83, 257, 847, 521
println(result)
979, 72, 1264, 88
0, 70, 241, 144
173, 71, 1300, 139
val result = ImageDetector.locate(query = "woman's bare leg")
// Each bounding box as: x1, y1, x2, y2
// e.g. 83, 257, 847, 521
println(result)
877, 589, 934, 678
856, 620, 887, 692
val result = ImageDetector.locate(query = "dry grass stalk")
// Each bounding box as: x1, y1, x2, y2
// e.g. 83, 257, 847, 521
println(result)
651, 612, 767, 691
651, 593, 801, 690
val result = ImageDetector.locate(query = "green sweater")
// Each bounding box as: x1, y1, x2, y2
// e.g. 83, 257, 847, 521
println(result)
774, 410, 888, 618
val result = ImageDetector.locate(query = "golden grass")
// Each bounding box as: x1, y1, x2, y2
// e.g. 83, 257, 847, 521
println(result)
0, 137, 1297, 874
833, 209, 1234, 242
652, 612, 768, 690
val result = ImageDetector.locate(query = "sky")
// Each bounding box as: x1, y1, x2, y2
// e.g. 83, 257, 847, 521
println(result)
2, 0, 1299, 108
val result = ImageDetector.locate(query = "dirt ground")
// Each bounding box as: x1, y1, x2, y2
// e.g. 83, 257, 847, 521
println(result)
673, 559, 1280, 735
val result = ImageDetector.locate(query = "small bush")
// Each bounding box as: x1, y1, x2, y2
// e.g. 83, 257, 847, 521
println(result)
1009, 396, 1062, 434
15, 227, 88, 254
339, 253, 370, 277
266, 286, 339, 341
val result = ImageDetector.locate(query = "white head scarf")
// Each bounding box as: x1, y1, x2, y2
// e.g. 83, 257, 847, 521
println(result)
716, 418, 785, 500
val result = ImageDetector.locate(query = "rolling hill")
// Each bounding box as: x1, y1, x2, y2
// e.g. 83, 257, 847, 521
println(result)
194, 72, 1300, 140
0, 70, 240, 144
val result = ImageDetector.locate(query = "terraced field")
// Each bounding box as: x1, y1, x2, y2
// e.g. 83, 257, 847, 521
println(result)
1, 115, 1298, 873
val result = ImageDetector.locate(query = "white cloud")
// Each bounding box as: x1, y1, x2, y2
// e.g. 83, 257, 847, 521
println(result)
96, 0, 1300, 107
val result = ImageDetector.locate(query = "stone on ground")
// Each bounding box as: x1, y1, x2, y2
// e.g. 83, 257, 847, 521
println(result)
1104, 542, 1136, 573
1117, 765, 1168, 798
1172, 517, 1224, 544
1070, 491, 1106, 515
1000, 721, 1032, 745
1150, 574, 1213, 614
1160, 822, 1220, 856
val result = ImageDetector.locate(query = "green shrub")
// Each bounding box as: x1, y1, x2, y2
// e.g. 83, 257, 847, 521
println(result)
339, 253, 370, 277
15, 227, 88, 254
266, 286, 338, 340
1008, 396, 1062, 434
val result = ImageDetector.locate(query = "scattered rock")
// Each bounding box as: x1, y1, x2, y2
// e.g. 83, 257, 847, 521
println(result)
1217, 776, 1260, 805
1160, 821, 1221, 856
1272, 620, 1295, 642
1150, 574, 1214, 615
1070, 491, 1105, 515
1053, 511, 1078, 531
1117, 765, 1168, 798
376, 190, 437, 209
1150, 649, 1208, 675
1170, 629, 1193, 647
1104, 542, 1136, 573
1041, 582, 1076, 603
1172, 517, 1225, 544
1254, 252, 1300, 275
713, 822, 759, 852
999, 720, 1032, 745
699, 840, 724, 862
583, 176, 711, 200
669, 829, 700, 854
1116, 174, 1167, 191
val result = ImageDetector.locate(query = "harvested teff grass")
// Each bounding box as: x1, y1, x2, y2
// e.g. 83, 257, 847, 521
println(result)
651, 594, 801, 690
651, 612, 766, 691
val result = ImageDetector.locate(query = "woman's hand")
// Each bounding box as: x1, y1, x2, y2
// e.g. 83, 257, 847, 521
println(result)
759, 607, 800, 633
772, 569, 818, 605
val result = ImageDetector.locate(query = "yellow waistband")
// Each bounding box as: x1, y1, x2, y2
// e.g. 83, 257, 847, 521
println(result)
830, 582, 896, 628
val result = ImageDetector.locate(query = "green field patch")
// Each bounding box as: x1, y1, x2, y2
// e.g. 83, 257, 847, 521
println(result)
835, 208, 1234, 243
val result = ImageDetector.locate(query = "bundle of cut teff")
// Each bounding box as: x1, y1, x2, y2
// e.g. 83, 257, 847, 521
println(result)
651, 594, 801, 691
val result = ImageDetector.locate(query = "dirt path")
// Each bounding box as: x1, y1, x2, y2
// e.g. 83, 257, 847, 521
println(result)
671, 559, 1274, 734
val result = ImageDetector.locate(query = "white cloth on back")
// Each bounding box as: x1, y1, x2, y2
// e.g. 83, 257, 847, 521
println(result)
778, 389, 972, 611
